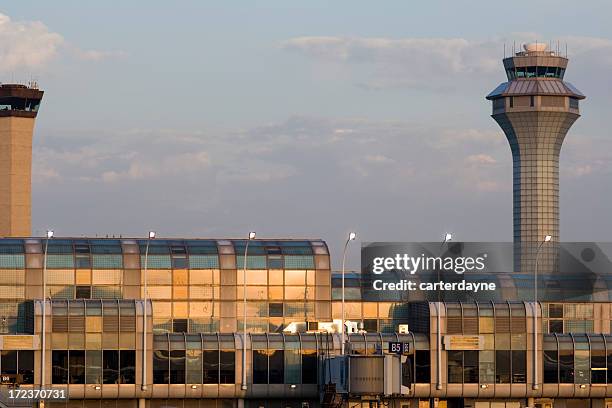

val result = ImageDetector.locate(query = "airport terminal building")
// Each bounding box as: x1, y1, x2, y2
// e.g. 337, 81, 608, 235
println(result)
0, 43, 610, 408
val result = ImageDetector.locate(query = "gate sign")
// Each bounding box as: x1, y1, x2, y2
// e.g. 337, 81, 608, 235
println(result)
389, 342, 410, 354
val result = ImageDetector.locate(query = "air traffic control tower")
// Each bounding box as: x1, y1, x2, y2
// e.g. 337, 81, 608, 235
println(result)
0, 83, 44, 237
487, 43, 585, 273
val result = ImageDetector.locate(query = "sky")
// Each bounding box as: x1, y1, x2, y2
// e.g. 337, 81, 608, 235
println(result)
1, 1, 612, 269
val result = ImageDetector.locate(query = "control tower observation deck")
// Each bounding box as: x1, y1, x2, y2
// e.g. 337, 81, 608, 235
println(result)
486, 43, 585, 273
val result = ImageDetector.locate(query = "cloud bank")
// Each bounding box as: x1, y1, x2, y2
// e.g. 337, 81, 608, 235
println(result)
0, 12, 126, 75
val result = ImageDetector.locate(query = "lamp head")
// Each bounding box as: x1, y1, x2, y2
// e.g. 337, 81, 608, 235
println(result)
544, 235, 552, 242
46, 230, 54, 239
444, 233, 452, 242
249, 231, 256, 240
348, 232, 356, 241
149, 231, 156, 239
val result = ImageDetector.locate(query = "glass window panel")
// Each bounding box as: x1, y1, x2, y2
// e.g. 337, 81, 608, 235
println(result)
86, 350, 102, 384
415, 350, 430, 383
559, 337, 574, 384
189, 255, 219, 269
549, 304, 563, 318
17, 350, 34, 384
120, 350, 135, 384
102, 350, 119, 384
153, 350, 169, 384
189, 269, 214, 285
284, 256, 314, 270
464, 351, 478, 383
495, 350, 511, 384
268, 350, 284, 384
47, 255, 74, 269
186, 242, 218, 255
92, 270, 121, 285
0, 254, 25, 268
145, 270, 172, 285
141, 255, 172, 269
90, 241, 122, 254
284, 349, 300, 384
512, 350, 526, 383
0, 269, 25, 285
92, 255, 123, 269
591, 336, 606, 384
544, 350, 559, 383
76, 286, 91, 299
51, 350, 68, 384
281, 246, 313, 255
0, 350, 17, 384
549, 320, 563, 333
285, 270, 306, 286
575, 349, 589, 384
269, 303, 283, 317
268, 256, 283, 269
169, 350, 185, 384
241, 270, 267, 285
185, 350, 202, 384
219, 351, 235, 384
47, 270, 75, 285
253, 350, 268, 384
92, 286, 121, 299
301, 350, 317, 384
203, 350, 219, 384
447, 351, 463, 383
235, 256, 267, 270
607, 338, 612, 383
172, 255, 188, 269
285, 286, 308, 300
69, 350, 85, 384
479, 350, 495, 384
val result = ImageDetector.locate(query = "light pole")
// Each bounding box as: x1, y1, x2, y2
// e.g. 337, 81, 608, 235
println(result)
41, 230, 53, 388
141, 231, 155, 392
436, 232, 452, 390
241, 231, 256, 391
341, 232, 356, 355
533, 234, 551, 392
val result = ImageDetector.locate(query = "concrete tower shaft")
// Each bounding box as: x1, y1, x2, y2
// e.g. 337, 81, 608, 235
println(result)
0, 83, 44, 237
487, 43, 585, 273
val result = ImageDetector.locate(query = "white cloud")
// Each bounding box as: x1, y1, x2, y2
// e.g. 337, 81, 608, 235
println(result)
282, 36, 500, 89
0, 12, 127, 74
0, 13, 64, 72
282, 34, 612, 90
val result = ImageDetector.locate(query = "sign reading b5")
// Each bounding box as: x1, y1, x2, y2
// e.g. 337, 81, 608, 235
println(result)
389, 342, 410, 354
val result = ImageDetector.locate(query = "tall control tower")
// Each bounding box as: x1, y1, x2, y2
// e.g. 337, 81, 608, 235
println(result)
0, 83, 44, 237
487, 43, 585, 273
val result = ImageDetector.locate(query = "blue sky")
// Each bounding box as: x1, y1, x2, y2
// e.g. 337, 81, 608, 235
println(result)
2, 2, 612, 268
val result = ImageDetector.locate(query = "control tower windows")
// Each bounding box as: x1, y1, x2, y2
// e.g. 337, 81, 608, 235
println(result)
506, 67, 566, 80
0, 97, 41, 112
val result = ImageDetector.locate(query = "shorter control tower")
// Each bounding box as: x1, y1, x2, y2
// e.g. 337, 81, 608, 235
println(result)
487, 43, 585, 273
0, 83, 44, 237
